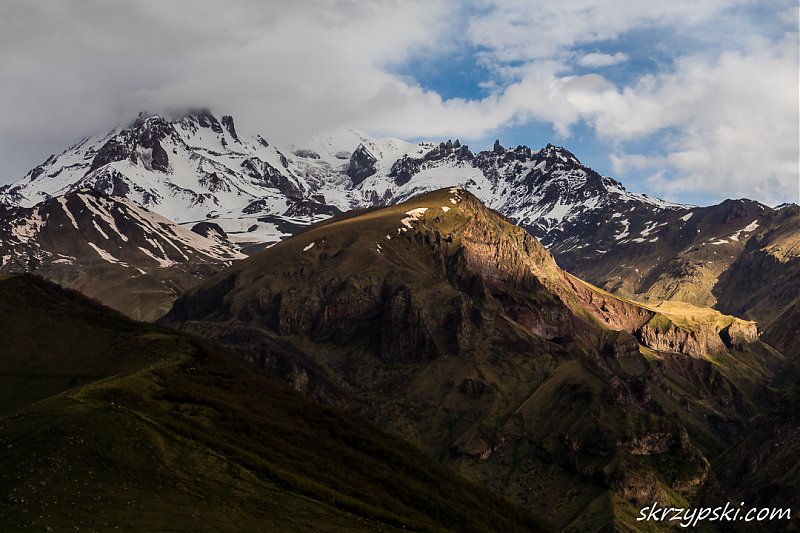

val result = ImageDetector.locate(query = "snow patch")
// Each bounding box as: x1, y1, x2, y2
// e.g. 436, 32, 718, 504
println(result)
138, 245, 175, 267
79, 193, 130, 242
303, 242, 315, 252
92, 220, 110, 240
614, 219, 630, 240
640, 221, 666, 237
11, 209, 43, 242
87, 242, 120, 263
401, 207, 428, 228
743, 220, 759, 232
58, 197, 79, 230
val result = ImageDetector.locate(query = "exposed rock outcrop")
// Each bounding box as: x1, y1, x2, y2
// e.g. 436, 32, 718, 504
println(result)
191, 221, 228, 241
636, 314, 757, 358
346, 144, 378, 185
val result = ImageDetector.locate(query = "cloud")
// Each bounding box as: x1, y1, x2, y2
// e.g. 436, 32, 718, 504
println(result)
599, 36, 799, 204
579, 52, 629, 67
0, 0, 454, 177
0, 0, 796, 205
464, 0, 747, 64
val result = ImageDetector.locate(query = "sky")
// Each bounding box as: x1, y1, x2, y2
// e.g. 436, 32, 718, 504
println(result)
0, 0, 797, 206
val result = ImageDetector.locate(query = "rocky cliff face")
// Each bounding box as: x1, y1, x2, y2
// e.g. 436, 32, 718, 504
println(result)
637, 320, 719, 358
635, 314, 758, 359
346, 144, 379, 185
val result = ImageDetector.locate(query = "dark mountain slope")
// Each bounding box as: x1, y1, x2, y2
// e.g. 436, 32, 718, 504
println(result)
162, 188, 788, 531
559, 200, 800, 355
0, 274, 548, 532
0, 273, 167, 414
712, 204, 800, 356
0, 189, 243, 320
555, 199, 767, 305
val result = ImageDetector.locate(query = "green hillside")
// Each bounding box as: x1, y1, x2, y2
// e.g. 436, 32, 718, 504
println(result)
0, 274, 549, 532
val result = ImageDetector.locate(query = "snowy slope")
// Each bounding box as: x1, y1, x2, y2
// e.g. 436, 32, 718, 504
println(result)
0, 112, 336, 243
0, 188, 243, 271
343, 140, 689, 249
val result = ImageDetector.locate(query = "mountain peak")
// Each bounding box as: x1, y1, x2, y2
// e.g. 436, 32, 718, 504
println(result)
539, 143, 580, 164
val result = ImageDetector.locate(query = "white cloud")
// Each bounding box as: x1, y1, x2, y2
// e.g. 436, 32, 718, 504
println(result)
579, 52, 629, 67
596, 36, 799, 204
0, 0, 796, 205
0, 0, 455, 176
465, 0, 747, 64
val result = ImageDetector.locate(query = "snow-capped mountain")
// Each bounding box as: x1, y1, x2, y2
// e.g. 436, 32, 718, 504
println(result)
0, 111, 342, 243
0, 111, 685, 248
0, 188, 243, 320
351, 140, 687, 245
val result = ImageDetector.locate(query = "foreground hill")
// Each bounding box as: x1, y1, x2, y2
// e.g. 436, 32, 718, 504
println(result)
0, 274, 548, 532
162, 189, 790, 531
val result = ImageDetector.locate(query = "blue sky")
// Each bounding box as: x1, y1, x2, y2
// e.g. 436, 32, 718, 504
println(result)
0, 0, 797, 206
385, 0, 798, 206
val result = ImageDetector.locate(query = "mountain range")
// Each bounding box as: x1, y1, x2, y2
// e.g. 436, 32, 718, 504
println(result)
0, 109, 689, 249
0, 111, 797, 531
1, 110, 796, 334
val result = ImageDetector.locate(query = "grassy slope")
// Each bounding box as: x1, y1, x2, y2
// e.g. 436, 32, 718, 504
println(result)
0, 275, 550, 532
0, 273, 176, 414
